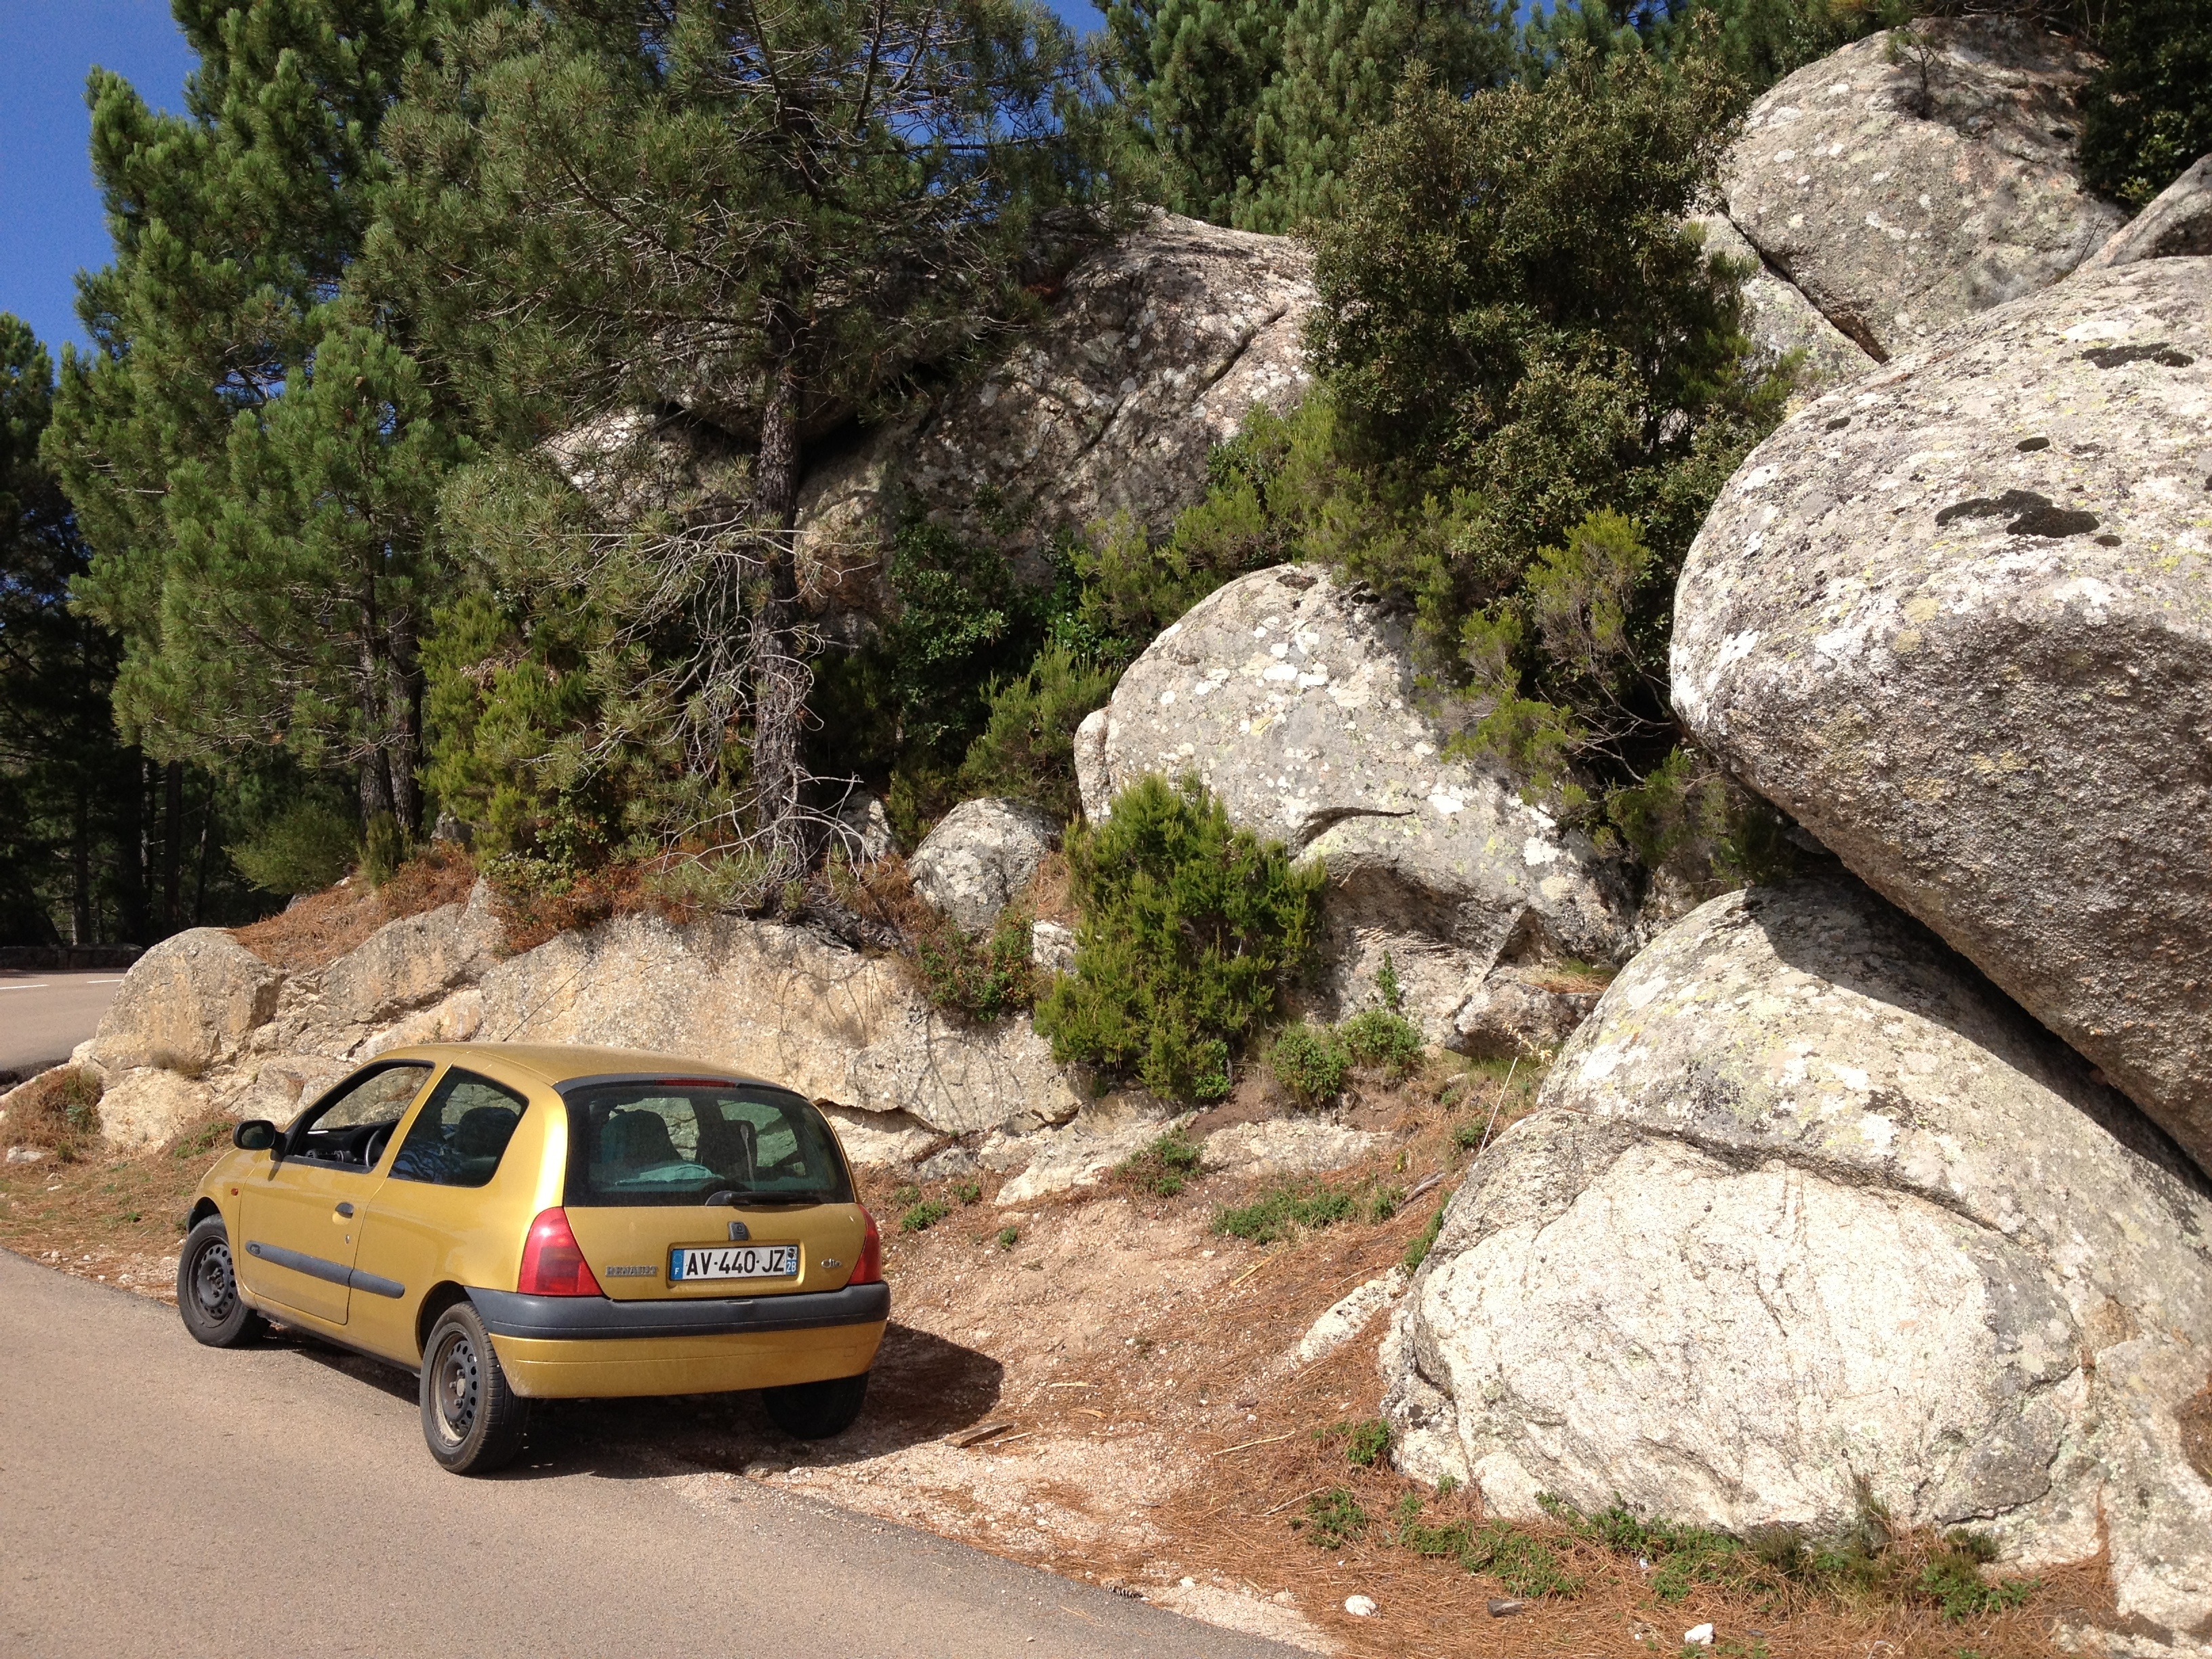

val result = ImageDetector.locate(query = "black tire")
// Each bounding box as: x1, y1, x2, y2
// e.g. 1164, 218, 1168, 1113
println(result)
419, 1302, 529, 1475
176, 1215, 268, 1349
762, 1371, 869, 1439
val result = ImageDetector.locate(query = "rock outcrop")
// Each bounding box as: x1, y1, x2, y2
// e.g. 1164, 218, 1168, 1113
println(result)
1694, 211, 1877, 401
794, 213, 1313, 586
83, 929, 283, 1078
1722, 19, 2125, 360
908, 797, 1057, 934
1076, 565, 1633, 1048
2085, 153, 2212, 271
1385, 879, 2212, 1647
1673, 255, 2212, 1173
461, 912, 1078, 1134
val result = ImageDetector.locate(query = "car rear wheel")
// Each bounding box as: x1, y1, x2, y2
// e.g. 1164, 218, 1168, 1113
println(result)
176, 1216, 268, 1349
420, 1302, 529, 1475
762, 1371, 869, 1439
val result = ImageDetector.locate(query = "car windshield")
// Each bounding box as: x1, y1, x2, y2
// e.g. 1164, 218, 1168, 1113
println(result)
561, 1080, 853, 1208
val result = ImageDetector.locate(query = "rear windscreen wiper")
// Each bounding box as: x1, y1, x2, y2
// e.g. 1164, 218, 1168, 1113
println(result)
703, 1188, 836, 1207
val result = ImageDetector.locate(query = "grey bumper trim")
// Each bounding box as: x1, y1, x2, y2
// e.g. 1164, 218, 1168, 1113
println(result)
245, 1241, 406, 1300
467, 1280, 891, 1340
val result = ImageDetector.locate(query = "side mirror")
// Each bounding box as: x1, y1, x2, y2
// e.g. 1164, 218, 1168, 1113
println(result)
233, 1120, 279, 1153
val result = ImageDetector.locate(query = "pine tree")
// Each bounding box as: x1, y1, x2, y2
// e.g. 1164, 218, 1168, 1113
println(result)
379, 0, 1109, 873
1107, 0, 1513, 232
43, 0, 466, 833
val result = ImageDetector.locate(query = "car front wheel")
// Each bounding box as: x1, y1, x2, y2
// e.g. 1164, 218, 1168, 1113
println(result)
762, 1371, 869, 1439
176, 1215, 268, 1349
419, 1301, 529, 1475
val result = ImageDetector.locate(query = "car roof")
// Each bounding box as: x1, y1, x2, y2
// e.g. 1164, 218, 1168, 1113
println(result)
371, 1042, 788, 1094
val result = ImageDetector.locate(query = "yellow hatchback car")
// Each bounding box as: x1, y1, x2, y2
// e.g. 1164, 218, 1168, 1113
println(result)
175, 1043, 888, 1474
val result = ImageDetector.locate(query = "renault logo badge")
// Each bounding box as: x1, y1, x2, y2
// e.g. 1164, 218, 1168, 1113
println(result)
728, 1220, 751, 1242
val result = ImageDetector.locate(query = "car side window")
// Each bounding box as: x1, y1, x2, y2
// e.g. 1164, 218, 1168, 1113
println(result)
287, 1063, 434, 1168
388, 1068, 530, 1189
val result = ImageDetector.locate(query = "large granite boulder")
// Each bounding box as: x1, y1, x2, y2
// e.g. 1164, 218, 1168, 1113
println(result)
317, 881, 504, 1029
1076, 565, 1633, 1045
1673, 255, 2212, 1174
1385, 879, 2212, 1649
2084, 153, 2212, 272
907, 798, 1056, 935
83, 929, 284, 1078
794, 213, 1313, 586
1723, 19, 2125, 360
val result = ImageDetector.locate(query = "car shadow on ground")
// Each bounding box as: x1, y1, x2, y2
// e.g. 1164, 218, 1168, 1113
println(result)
276, 1319, 1002, 1479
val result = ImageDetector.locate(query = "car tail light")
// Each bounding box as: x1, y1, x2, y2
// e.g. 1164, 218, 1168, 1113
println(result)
518, 1207, 603, 1296
846, 1205, 883, 1286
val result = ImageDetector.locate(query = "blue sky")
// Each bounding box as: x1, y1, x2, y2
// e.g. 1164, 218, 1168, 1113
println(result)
0, 0, 1107, 363
1, 3, 197, 358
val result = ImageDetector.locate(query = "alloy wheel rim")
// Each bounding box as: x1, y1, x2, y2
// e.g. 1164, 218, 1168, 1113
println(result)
193, 1240, 237, 1323
436, 1332, 480, 1442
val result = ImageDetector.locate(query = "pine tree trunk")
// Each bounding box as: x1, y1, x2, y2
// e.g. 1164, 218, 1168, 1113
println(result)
386, 609, 422, 834
71, 785, 92, 945
750, 355, 807, 861
356, 611, 396, 827
117, 752, 150, 945
162, 761, 184, 929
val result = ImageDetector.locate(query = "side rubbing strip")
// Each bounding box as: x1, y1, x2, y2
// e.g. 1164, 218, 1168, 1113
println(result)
244, 1242, 405, 1300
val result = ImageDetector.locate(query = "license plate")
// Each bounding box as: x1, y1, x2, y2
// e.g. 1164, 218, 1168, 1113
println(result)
669, 1244, 799, 1282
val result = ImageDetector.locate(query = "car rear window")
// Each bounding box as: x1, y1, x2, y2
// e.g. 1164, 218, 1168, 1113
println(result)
561, 1080, 853, 1208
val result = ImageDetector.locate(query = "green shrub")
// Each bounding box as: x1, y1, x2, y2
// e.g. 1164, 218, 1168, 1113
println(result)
1269, 1020, 1349, 1107
1035, 775, 1322, 1101
900, 1197, 953, 1233
1214, 1179, 1357, 1243
361, 811, 409, 887
2078, 0, 2212, 210
228, 800, 358, 895
1117, 1126, 1205, 1196
910, 902, 1038, 1024
1340, 1008, 1424, 1081
957, 644, 1116, 821
953, 1179, 982, 1206
995, 1224, 1020, 1249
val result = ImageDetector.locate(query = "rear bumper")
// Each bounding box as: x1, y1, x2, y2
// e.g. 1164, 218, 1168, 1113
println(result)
470, 1282, 889, 1399
469, 1280, 889, 1340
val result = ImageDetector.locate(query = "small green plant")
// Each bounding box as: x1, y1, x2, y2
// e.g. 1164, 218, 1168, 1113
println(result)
900, 1197, 954, 1233
1292, 1487, 1370, 1549
1542, 1495, 1748, 1603
1400, 1515, 1583, 1598
1035, 775, 1322, 1103
952, 1179, 982, 1206
1367, 1184, 1405, 1223
1340, 1008, 1424, 1082
1117, 1126, 1204, 1196
1375, 949, 1404, 1012
1213, 1179, 1357, 1243
1343, 1418, 1391, 1467
995, 1225, 1020, 1249
1268, 1020, 1348, 1107
1452, 1117, 1488, 1151
890, 1181, 921, 1207
1404, 1202, 1447, 1271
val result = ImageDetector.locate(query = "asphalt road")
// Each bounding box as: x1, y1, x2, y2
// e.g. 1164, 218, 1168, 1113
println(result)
0, 1250, 1296, 1659
0, 972, 125, 1078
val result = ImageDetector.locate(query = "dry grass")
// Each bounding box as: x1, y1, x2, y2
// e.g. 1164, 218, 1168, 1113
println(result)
0, 1065, 105, 1158
231, 842, 480, 970
0, 1113, 234, 1286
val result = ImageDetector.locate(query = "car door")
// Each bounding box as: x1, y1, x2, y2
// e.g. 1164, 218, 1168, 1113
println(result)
236, 1061, 435, 1326
349, 1065, 537, 1364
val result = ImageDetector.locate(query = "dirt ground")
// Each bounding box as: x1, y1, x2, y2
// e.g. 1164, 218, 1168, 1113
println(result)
0, 1063, 2110, 1658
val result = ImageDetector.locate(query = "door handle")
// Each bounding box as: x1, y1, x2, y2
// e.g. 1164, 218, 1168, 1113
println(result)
335, 1202, 355, 1218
